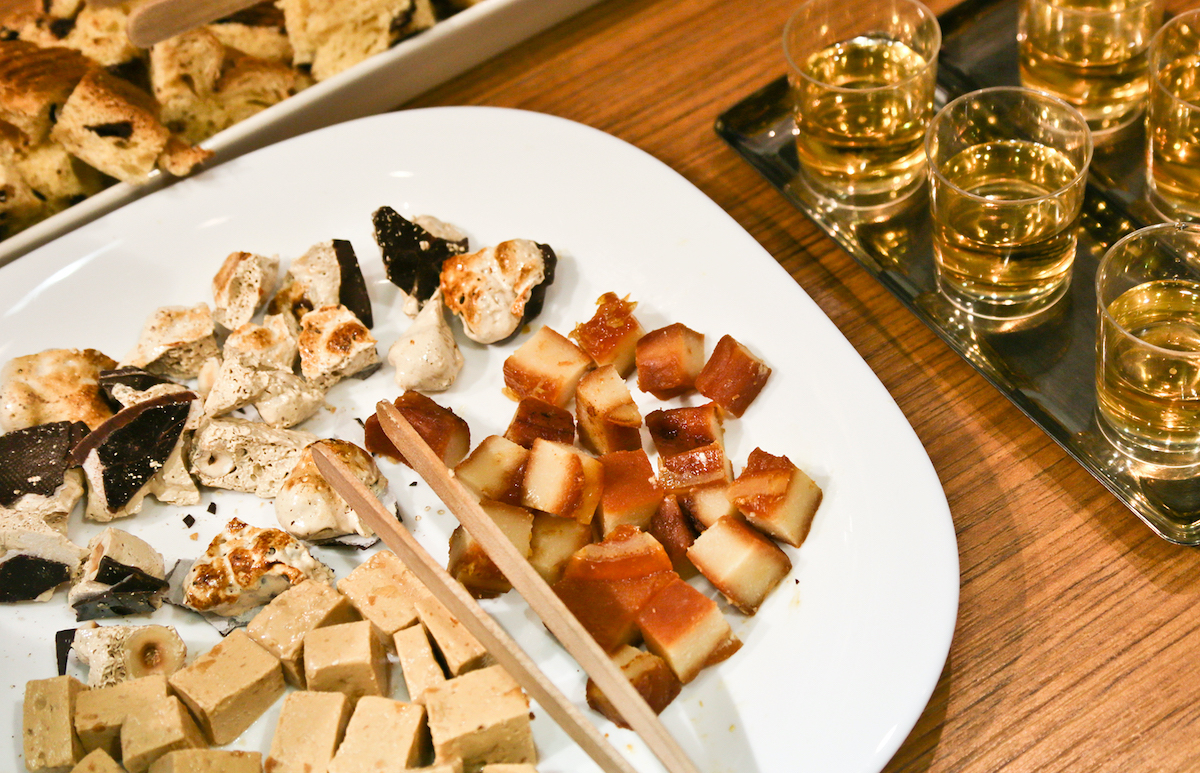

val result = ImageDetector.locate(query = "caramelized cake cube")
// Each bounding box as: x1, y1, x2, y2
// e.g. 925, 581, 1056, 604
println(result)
448, 500, 534, 598
597, 450, 663, 536
646, 402, 723, 457
453, 435, 528, 506
687, 516, 792, 614
678, 481, 738, 530
584, 644, 682, 728
648, 493, 698, 579
694, 335, 771, 418
635, 323, 704, 399
657, 442, 732, 492
364, 391, 470, 468
520, 439, 603, 524
502, 326, 593, 408
504, 397, 574, 448
570, 292, 644, 377
729, 448, 822, 547
575, 365, 643, 455
529, 513, 593, 585
552, 525, 677, 652
635, 578, 741, 684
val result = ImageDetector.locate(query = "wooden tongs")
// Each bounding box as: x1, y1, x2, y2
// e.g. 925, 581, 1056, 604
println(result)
125, 0, 263, 48
311, 400, 703, 773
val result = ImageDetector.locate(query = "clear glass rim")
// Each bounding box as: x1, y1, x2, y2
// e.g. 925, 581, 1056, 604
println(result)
782, 0, 941, 95
1097, 222, 1200, 356
925, 86, 1094, 205
1149, 8, 1200, 111
1021, 0, 1159, 20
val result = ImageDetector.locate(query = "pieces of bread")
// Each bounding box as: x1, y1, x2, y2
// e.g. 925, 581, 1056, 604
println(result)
278, 0, 435, 81
0, 39, 90, 143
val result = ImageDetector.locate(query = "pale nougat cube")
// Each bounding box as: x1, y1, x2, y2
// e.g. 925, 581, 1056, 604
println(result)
394, 623, 447, 704
265, 691, 352, 773
635, 578, 741, 684
304, 621, 389, 703
337, 550, 433, 648
69, 749, 123, 773
574, 365, 642, 455
74, 675, 168, 758
694, 334, 771, 418
635, 323, 704, 400
247, 578, 360, 686
328, 697, 428, 773
728, 448, 823, 548
416, 598, 489, 676
454, 435, 528, 506
425, 666, 536, 772
529, 513, 593, 585
168, 629, 285, 745
597, 450, 663, 536
570, 291, 643, 377
678, 481, 737, 530
645, 402, 723, 457
520, 439, 603, 524
687, 516, 792, 615
119, 697, 206, 773
502, 326, 593, 408
147, 750, 261, 773
448, 500, 534, 598
25, 675, 87, 772
584, 644, 681, 730
657, 443, 732, 493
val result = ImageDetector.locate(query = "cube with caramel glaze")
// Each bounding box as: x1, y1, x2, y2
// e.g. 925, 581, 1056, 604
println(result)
520, 439, 603, 524
635, 577, 741, 684
529, 513, 593, 585
728, 448, 822, 548
635, 323, 704, 400
657, 443, 732, 492
454, 435, 528, 506
575, 365, 642, 455
597, 450, 662, 536
648, 493, 698, 579
570, 292, 644, 377
694, 335, 771, 418
364, 391, 469, 468
504, 397, 574, 448
502, 326, 592, 408
585, 645, 682, 728
645, 403, 723, 457
678, 481, 738, 530
688, 515, 792, 615
448, 500, 534, 598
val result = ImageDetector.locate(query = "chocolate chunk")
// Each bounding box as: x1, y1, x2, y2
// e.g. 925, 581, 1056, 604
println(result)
98, 367, 175, 406
48, 17, 74, 38
72, 574, 161, 620
92, 555, 169, 592
0, 554, 71, 602
373, 206, 466, 302
333, 239, 373, 328
0, 420, 89, 506
55, 629, 74, 675
521, 243, 558, 328
71, 391, 195, 513
183, 514, 195, 528
206, 502, 216, 514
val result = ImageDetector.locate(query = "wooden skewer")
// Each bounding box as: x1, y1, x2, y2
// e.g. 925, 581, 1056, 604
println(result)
310, 444, 640, 773
126, 0, 261, 48
374, 400, 704, 773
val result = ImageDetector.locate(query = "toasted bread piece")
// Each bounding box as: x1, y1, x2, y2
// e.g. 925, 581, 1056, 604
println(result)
15, 140, 106, 208
150, 28, 225, 143
215, 46, 297, 126
0, 39, 90, 143
278, 0, 435, 81
21, 3, 140, 68
208, 2, 293, 63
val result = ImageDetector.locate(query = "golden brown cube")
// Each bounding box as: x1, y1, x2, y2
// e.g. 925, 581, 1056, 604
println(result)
119, 697, 206, 773
337, 551, 433, 648
504, 397, 574, 449
648, 493, 698, 579
394, 623, 447, 704
635, 323, 704, 399
147, 750, 261, 773
425, 666, 536, 772
454, 435, 529, 506
328, 697, 428, 773
584, 644, 682, 729
416, 598, 489, 677
688, 515, 792, 614
575, 365, 642, 455
529, 513, 593, 585
304, 621, 389, 704
646, 402, 723, 457
70, 749, 123, 773
570, 292, 644, 377
657, 443, 732, 492
74, 675, 168, 759
729, 448, 823, 547
597, 450, 663, 536
636, 577, 741, 684
520, 439, 604, 524
502, 326, 593, 408
694, 334, 771, 418
448, 500, 534, 598
246, 578, 360, 687
25, 675, 87, 772
364, 391, 470, 467
265, 691, 352, 773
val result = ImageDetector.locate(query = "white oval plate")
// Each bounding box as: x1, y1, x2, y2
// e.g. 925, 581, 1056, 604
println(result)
0, 107, 958, 773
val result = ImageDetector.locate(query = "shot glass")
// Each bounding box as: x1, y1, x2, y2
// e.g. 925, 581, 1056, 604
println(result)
1096, 223, 1200, 465
783, 0, 940, 207
926, 87, 1093, 319
1018, 0, 1162, 136
1146, 10, 1200, 222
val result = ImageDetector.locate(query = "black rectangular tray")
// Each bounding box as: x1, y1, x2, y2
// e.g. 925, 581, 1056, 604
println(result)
715, 0, 1200, 544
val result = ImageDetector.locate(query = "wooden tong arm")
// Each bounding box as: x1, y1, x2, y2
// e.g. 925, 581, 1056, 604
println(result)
126, 0, 261, 48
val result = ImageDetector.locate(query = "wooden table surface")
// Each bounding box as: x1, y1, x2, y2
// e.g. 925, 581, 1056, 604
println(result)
410, 0, 1200, 771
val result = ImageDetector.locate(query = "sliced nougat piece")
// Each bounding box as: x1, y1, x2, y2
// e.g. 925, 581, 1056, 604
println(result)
688, 516, 792, 615
208, 3, 292, 63
504, 397, 573, 449
24, 675, 87, 772
584, 644, 681, 729
416, 596, 489, 676
597, 450, 662, 536
635, 577, 741, 684
304, 620, 390, 703
448, 499, 534, 598
635, 323, 704, 400
74, 675, 170, 759
570, 291, 644, 377
0, 420, 88, 533
453, 435, 528, 506
270, 239, 373, 329
50, 69, 171, 184
0, 40, 89, 143
552, 525, 677, 652
502, 326, 592, 408
120, 696, 207, 773
425, 665, 536, 771
364, 390, 470, 467
224, 313, 297, 369
246, 578, 360, 687
441, 239, 555, 344
394, 622, 446, 704
298, 304, 379, 388
0, 348, 116, 431
211, 250, 280, 330
645, 402, 723, 457
575, 365, 642, 455
275, 439, 385, 542
328, 696, 428, 773
266, 691, 352, 773
123, 304, 219, 380
520, 439, 603, 524
528, 512, 592, 586
678, 481, 737, 530
657, 442, 732, 493
647, 493, 697, 579
728, 448, 822, 548
168, 629, 284, 745
189, 417, 316, 497
337, 550, 432, 646
181, 518, 333, 617
694, 334, 771, 418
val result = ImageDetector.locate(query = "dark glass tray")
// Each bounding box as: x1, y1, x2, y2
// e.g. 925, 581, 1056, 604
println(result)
715, 0, 1200, 544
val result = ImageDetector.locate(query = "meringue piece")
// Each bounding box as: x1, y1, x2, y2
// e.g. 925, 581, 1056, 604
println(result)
440, 239, 557, 344
212, 250, 279, 330
224, 314, 298, 370
122, 304, 220, 379
0, 348, 117, 431
387, 291, 463, 392
189, 417, 316, 498
298, 304, 380, 389
274, 439, 384, 542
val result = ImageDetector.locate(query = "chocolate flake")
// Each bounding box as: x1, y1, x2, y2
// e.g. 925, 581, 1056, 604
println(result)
183, 514, 195, 528
373, 206, 466, 302
55, 629, 74, 675
93, 555, 169, 592
207, 502, 217, 514
0, 554, 70, 602
333, 239, 373, 328
98, 367, 175, 407
72, 574, 161, 620
0, 421, 88, 506
520, 243, 558, 329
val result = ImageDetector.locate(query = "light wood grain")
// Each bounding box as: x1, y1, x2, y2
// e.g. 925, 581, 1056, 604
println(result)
309, 443, 640, 773
401, 0, 1200, 771
126, 0, 260, 47
373, 400, 703, 773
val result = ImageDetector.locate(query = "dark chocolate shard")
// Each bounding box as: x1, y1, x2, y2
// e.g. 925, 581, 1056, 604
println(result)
71, 391, 195, 512
92, 555, 169, 592
333, 239, 373, 328
0, 554, 71, 602
183, 514, 195, 528
522, 243, 558, 327
373, 206, 466, 302
0, 420, 89, 506
55, 628, 74, 675
72, 574, 161, 620
98, 367, 176, 407
206, 502, 216, 514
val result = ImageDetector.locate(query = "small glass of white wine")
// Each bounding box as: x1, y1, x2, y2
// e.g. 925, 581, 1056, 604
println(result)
1146, 10, 1200, 222
1096, 222, 1200, 466
782, 0, 940, 207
